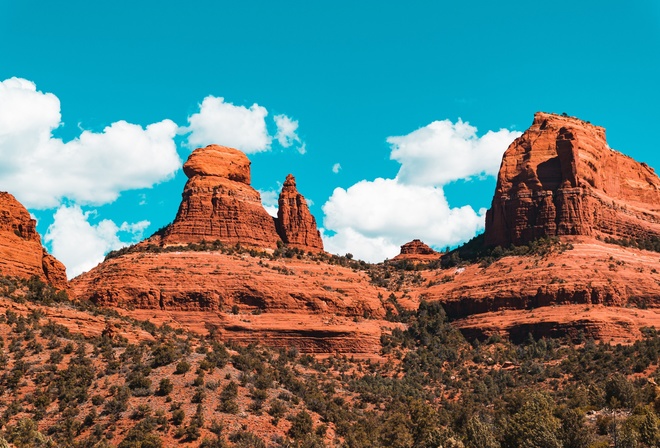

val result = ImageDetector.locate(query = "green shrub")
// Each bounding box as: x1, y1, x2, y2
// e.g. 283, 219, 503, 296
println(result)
156, 378, 173, 396
171, 409, 185, 426
175, 361, 191, 375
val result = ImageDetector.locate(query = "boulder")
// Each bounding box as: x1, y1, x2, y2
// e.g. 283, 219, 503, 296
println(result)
392, 239, 439, 261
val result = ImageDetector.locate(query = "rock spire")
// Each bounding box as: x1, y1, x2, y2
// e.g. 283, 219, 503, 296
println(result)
275, 174, 324, 251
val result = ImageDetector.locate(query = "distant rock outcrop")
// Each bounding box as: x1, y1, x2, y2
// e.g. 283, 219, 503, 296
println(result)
275, 174, 323, 251
0, 192, 67, 288
392, 239, 439, 261
485, 112, 660, 247
155, 145, 282, 249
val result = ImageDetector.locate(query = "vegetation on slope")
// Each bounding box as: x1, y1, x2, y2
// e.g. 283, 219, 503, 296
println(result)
0, 276, 659, 447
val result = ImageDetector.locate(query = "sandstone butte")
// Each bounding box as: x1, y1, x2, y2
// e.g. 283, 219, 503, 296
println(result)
392, 239, 440, 262
153, 145, 282, 248
0, 192, 67, 289
485, 112, 660, 247
150, 144, 324, 252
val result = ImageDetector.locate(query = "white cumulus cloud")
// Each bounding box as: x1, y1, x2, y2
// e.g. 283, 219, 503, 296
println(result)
274, 114, 301, 148
322, 227, 400, 263
322, 179, 486, 261
185, 97, 307, 154
45, 205, 150, 278
321, 119, 520, 262
0, 77, 181, 209
332, 163, 341, 174
388, 119, 521, 186
185, 96, 271, 153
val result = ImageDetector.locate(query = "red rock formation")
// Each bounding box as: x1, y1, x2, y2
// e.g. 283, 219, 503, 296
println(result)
275, 174, 323, 251
400, 239, 435, 255
0, 192, 67, 288
392, 239, 439, 261
421, 115, 660, 340
485, 112, 660, 247
455, 305, 660, 344
425, 238, 660, 317
155, 145, 281, 249
71, 250, 389, 353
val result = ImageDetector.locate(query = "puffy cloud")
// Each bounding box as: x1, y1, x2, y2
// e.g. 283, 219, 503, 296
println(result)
185, 97, 306, 154
321, 119, 520, 262
274, 114, 300, 147
388, 119, 521, 186
185, 96, 271, 153
0, 77, 181, 209
322, 227, 400, 263
45, 205, 149, 278
332, 163, 341, 174
322, 179, 485, 262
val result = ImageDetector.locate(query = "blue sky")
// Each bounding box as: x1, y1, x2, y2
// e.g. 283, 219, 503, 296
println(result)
1, 1, 659, 277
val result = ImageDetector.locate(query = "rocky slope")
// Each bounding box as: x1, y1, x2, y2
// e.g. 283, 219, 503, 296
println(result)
72, 250, 390, 353
433, 239, 651, 316
0, 192, 67, 288
485, 112, 660, 247
275, 174, 324, 251
6, 275, 659, 448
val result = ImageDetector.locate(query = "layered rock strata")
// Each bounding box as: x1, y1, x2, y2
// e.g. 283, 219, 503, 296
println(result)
0, 192, 67, 288
417, 237, 660, 342
71, 251, 388, 353
485, 112, 660, 247
275, 174, 323, 251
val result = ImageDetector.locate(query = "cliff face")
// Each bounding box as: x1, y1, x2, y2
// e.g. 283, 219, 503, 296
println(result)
156, 145, 282, 249
485, 112, 660, 247
275, 174, 324, 251
0, 192, 67, 288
